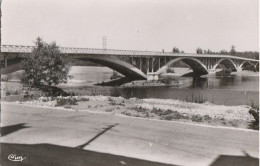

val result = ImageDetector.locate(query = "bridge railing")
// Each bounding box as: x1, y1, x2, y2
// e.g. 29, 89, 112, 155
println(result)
1, 45, 34, 53
1, 45, 174, 56
59, 46, 174, 56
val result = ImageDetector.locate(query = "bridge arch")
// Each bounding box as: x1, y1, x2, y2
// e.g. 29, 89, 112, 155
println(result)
156, 57, 208, 77
72, 55, 147, 80
238, 61, 253, 69
212, 58, 237, 71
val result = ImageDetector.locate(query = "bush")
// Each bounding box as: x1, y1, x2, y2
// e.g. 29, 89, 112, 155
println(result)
172, 111, 189, 120
55, 97, 78, 106
1, 76, 8, 82
122, 111, 131, 116
13, 90, 19, 95
69, 92, 76, 96
145, 112, 149, 117
21, 37, 70, 89
160, 111, 189, 120
4, 89, 21, 96
132, 106, 150, 113
5, 91, 11, 96
161, 114, 175, 120
39, 85, 69, 97
64, 105, 72, 109
191, 115, 203, 122
160, 109, 173, 116
109, 100, 125, 106
160, 77, 173, 85
78, 97, 89, 102
203, 115, 212, 121
152, 108, 189, 120
151, 107, 165, 115
39, 97, 49, 102
249, 107, 259, 130
105, 108, 113, 112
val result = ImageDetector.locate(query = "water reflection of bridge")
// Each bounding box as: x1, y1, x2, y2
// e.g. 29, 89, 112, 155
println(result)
195, 76, 244, 89
1, 45, 259, 80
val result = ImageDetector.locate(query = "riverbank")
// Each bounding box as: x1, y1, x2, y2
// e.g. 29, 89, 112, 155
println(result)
122, 79, 182, 87
5, 95, 255, 130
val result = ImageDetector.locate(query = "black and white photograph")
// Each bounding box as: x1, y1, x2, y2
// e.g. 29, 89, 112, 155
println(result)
0, 0, 259, 165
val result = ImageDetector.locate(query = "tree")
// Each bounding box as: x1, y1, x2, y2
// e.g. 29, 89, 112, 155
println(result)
22, 37, 70, 88
196, 47, 203, 54
172, 47, 180, 53
220, 50, 229, 55
205, 49, 213, 54
230, 45, 236, 56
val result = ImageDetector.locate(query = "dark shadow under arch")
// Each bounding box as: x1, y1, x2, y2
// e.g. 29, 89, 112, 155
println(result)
156, 57, 208, 77
72, 55, 146, 80
213, 58, 237, 71
239, 61, 254, 69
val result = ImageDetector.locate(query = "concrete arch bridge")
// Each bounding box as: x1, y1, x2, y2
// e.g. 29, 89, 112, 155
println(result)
1, 45, 259, 80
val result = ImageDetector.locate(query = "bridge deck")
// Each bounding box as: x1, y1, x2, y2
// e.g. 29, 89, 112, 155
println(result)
1, 45, 258, 62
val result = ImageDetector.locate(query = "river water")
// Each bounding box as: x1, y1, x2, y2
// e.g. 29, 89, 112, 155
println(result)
58, 66, 259, 106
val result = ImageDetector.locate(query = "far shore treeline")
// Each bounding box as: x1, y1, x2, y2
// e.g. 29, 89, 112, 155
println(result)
195, 45, 259, 60
171, 45, 259, 60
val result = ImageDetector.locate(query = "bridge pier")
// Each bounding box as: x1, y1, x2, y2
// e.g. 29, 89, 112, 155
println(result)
147, 72, 159, 81
207, 69, 216, 74
236, 68, 242, 72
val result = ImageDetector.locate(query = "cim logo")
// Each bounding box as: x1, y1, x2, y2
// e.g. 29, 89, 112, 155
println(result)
8, 154, 26, 162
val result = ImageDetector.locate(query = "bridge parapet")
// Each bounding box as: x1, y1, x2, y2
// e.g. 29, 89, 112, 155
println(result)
1, 45, 34, 53
1, 45, 177, 56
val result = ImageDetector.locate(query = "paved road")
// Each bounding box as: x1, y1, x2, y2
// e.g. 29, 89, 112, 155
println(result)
1, 103, 259, 166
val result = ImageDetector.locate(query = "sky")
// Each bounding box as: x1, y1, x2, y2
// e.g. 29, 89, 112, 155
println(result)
2, 0, 259, 53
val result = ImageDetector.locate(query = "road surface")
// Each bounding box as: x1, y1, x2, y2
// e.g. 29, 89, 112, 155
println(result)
1, 103, 259, 166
